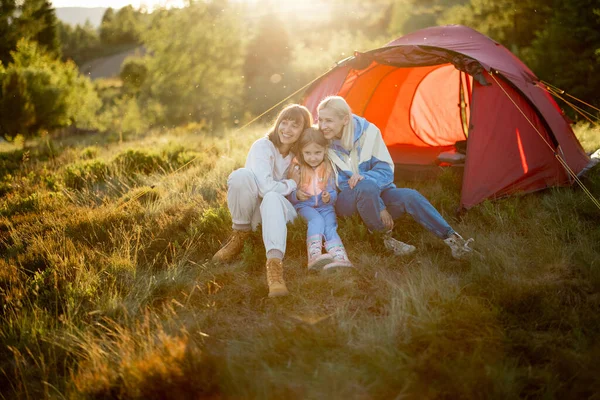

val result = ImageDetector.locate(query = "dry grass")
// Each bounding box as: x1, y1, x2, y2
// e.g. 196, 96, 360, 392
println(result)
1, 123, 599, 399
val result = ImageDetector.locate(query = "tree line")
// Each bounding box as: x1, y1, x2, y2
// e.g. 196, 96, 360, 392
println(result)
0, 0, 598, 139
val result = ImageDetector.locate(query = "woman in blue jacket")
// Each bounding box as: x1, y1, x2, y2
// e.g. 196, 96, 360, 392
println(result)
317, 96, 473, 259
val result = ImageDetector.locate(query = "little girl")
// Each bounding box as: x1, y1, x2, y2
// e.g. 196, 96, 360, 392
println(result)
288, 127, 353, 271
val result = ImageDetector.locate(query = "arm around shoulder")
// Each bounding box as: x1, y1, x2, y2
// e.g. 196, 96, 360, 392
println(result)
246, 139, 297, 197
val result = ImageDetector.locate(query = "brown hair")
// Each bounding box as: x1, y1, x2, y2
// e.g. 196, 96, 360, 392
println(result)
266, 104, 313, 149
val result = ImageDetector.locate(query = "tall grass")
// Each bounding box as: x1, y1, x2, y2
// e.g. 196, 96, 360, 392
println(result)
0, 123, 599, 399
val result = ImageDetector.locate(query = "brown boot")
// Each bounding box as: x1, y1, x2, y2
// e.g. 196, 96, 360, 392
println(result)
266, 258, 289, 297
212, 230, 250, 263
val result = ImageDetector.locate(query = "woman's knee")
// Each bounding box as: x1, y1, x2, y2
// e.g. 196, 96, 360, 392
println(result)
404, 188, 428, 205
228, 168, 254, 189
354, 179, 380, 196
260, 192, 286, 211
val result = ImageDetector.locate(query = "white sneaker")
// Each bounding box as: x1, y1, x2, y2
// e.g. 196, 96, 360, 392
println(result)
383, 235, 416, 256
444, 233, 474, 260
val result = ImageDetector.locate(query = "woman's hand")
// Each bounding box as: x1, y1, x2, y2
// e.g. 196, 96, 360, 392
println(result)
321, 191, 331, 203
288, 165, 301, 184
296, 190, 310, 201
348, 174, 364, 189
380, 209, 394, 231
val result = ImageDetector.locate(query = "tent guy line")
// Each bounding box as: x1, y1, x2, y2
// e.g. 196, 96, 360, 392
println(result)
489, 72, 600, 211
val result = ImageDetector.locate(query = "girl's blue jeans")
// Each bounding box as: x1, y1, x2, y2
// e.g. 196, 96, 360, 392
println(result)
335, 179, 454, 239
297, 204, 341, 242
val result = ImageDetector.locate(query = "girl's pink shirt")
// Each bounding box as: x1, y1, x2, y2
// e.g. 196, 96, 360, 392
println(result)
291, 158, 331, 196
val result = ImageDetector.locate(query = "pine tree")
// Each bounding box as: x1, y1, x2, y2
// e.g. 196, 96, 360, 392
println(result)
0, 0, 61, 63
526, 0, 600, 109
0, 0, 18, 64
19, 0, 61, 57
99, 8, 115, 45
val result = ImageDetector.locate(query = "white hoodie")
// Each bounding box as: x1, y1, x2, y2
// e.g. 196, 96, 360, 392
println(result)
245, 137, 297, 197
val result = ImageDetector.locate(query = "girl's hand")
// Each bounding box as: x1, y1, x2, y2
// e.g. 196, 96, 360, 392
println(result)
322, 191, 331, 203
296, 190, 310, 201
348, 174, 364, 189
380, 209, 394, 231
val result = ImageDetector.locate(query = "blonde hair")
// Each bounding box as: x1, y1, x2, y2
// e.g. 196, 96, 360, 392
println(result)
317, 96, 354, 151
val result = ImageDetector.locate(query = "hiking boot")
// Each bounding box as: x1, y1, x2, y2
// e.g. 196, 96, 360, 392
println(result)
212, 230, 250, 263
383, 234, 416, 256
266, 258, 289, 297
444, 232, 474, 260
307, 235, 334, 271
324, 240, 353, 271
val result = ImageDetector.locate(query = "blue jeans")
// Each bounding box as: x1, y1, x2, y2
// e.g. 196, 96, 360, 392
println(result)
335, 179, 454, 239
297, 205, 341, 242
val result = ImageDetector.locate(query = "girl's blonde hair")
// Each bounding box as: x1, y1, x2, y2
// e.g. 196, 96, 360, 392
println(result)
266, 104, 313, 149
293, 127, 333, 188
317, 96, 354, 151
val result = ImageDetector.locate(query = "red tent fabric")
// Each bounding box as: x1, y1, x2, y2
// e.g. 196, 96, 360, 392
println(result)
302, 25, 590, 209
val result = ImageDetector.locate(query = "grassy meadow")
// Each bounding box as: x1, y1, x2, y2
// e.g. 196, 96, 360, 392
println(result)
1, 122, 600, 399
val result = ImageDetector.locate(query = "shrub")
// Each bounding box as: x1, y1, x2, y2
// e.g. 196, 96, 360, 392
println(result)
120, 56, 147, 93
80, 146, 100, 159
112, 149, 166, 175
0, 39, 101, 137
0, 193, 39, 216
98, 96, 147, 138
63, 159, 108, 189
0, 148, 25, 179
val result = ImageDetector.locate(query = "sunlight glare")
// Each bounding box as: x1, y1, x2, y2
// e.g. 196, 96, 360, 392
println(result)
249, 0, 332, 18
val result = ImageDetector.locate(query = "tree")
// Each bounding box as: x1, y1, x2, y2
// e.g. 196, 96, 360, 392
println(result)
0, 39, 101, 137
140, 1, 244, 128
17, 0, 61, 57
100, 6, 143, 46
0, 0, 18, 65
388, 0, 470, 36
524, 1, 600, 109
58, 20, 100, 64
99, 7, 115, 44
0, 0, 60, 64
438, 0, 549, 54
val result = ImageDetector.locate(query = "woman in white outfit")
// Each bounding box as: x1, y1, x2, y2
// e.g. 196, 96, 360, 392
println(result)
212, 104, 313, 297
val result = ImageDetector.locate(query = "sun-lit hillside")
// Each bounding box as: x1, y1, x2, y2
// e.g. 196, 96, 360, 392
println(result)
1, 0, 600, 398
0, 123, 599, 398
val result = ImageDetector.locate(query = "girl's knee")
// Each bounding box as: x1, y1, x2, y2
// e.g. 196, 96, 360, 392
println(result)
309, 218, 325, 231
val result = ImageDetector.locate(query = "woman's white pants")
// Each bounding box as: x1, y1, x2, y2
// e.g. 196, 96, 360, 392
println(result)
227, 168, 297, 256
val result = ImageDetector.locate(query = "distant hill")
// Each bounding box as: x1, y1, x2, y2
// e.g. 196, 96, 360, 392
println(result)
55, 7, 107, 28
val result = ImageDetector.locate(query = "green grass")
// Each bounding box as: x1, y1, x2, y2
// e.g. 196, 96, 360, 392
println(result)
1, 124, 599, 399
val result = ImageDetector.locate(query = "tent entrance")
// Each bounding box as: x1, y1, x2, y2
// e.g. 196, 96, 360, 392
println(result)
339, 62, 472, 176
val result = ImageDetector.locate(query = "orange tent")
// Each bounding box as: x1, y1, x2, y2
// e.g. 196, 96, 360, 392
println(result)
302, 25, 590, 209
